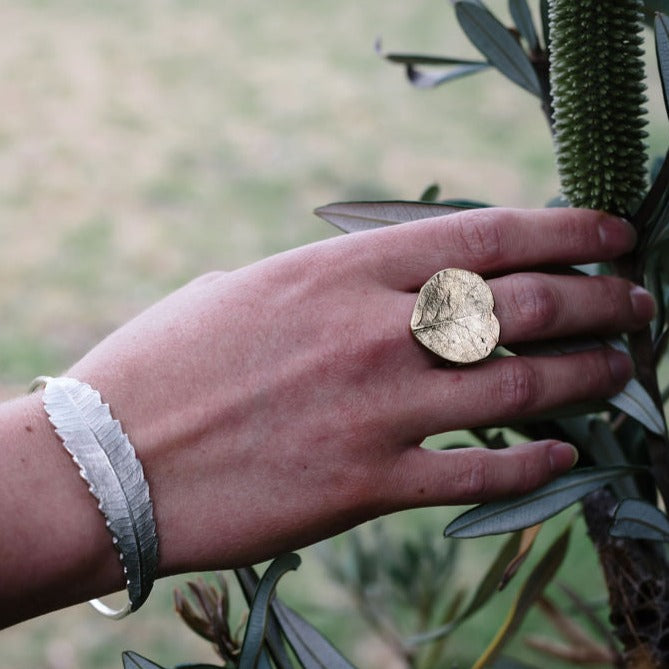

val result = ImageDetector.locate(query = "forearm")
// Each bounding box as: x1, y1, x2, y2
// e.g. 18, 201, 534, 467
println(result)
0, 392, 125, 628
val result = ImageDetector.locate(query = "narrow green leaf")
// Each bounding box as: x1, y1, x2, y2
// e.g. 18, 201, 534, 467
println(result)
272, 600, 358, 669
584, 420, 639, 499
472, 527, 571, 669
454, 0, 542, 96
407, 532, 523, 646
122, 652, 166, 669
609, 378, 666, 437
635, 147, 669, 243
383, 52, 486, 67
509, 0, 539, 52
175, 664, 224, 669
420, 183, 440, 202
314, 201, 464, 233
459, 531, 523, 616
377, 42, 489, 88
406, 63, 489, 88
444, 467, 639, 538
257, 652, 273, 669
611, 498, 669, 541
656, 14, 669, 119
238, 554, 301, 669
540, 0, 550, 50
236, 567, 295, 669
440, 198, 492, 209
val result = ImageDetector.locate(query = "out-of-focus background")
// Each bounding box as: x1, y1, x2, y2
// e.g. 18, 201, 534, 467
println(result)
1, 2, 665, 668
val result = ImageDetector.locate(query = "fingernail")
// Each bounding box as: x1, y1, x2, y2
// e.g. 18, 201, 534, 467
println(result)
606, 349, 634, 386
598, 216, 637, 250
630, 285, 656, 322
549, 441, 579, 473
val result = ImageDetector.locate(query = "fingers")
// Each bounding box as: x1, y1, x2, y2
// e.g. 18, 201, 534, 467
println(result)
489, 273, 655, 344
396, 347, 633, 439
383, 440, 579, 508
362, 208, 636, 291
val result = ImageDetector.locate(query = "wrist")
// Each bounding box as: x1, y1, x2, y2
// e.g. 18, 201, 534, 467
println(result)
0, 392, 125, 626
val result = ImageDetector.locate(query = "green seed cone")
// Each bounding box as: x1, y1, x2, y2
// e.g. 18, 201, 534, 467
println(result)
549, 0, 648, 218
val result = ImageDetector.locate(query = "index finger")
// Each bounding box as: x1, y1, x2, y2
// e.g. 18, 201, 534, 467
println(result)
358, 208, 636, 291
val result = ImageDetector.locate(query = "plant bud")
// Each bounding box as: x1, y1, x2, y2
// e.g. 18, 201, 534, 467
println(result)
549, 0, 648, 218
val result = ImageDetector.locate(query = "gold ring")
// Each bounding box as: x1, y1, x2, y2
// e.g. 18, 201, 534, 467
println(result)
410, 268, 500, 364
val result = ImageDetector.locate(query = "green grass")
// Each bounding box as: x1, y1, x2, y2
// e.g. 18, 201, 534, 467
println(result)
1, 1, 666, 667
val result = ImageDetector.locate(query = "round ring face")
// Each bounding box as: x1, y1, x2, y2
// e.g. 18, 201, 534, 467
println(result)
410, 268, 500, 364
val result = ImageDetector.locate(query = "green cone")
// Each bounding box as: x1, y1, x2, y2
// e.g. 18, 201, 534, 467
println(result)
549, 0, 648, 217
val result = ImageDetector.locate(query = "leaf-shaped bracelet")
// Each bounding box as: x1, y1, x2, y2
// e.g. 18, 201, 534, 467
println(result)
30, 376, 159, 619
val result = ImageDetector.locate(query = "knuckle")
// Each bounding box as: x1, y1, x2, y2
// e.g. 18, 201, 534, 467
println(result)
463, 449, 489, 498
559, 213, 598, 255
508, 276, 560, 334
514, 453, 544, 493
580, 350, 616, 393
449, 210, 504, 269
592, 277, 625, 324
495, 359, 539, 415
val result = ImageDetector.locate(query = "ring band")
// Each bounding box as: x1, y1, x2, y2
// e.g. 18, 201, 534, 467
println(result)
410, 268, 500, 364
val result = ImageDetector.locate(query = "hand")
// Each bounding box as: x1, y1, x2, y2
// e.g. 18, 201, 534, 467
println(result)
64, 207, 651, 575
3, 207, 653, 626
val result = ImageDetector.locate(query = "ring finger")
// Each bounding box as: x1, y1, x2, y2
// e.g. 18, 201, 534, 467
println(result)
488, 272, 655, 346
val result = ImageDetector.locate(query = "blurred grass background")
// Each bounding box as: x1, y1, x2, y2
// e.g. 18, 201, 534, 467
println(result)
1, 1, 666, 668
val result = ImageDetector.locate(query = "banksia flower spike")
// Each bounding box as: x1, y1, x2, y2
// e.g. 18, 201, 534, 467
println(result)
549, 0, 648, 218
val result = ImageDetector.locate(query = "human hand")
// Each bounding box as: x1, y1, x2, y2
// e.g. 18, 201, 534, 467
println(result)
64, 207, 652, 576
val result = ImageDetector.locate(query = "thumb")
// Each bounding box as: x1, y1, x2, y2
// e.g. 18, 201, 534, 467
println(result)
387, 440, 579, 509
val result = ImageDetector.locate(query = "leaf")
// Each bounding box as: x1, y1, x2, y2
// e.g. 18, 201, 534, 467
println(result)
41, 377, 158, 615
584, 420, 640, 499
540, 0, 550, 50
314, 200, 464, 233
509, 0, 540, 52
272, 600, 358, 669
235, 568, 295, 669
407, 532, 523, 646
609, 378, 666, 437
635, 148, 669, 243
444, 467, 640, 538
454, 0, 542, 96
238, 554, 301, 669
611, 498, 669, 541
472, 526, 572, 669
405, 63, 490, 88
382, 52, 486, 68
455, 531, 522, 618
122, 652, 166, 669
420, 183, 440, 202
376, 41, 489, 88
656, 13, 669, 118
499, 524, 542, 590
410, 268, 500, 364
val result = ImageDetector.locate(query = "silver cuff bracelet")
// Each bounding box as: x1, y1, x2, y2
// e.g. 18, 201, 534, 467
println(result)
30, 376, 159, 619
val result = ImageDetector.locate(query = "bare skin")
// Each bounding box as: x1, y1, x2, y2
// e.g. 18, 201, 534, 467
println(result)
0, 208, 655, 628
